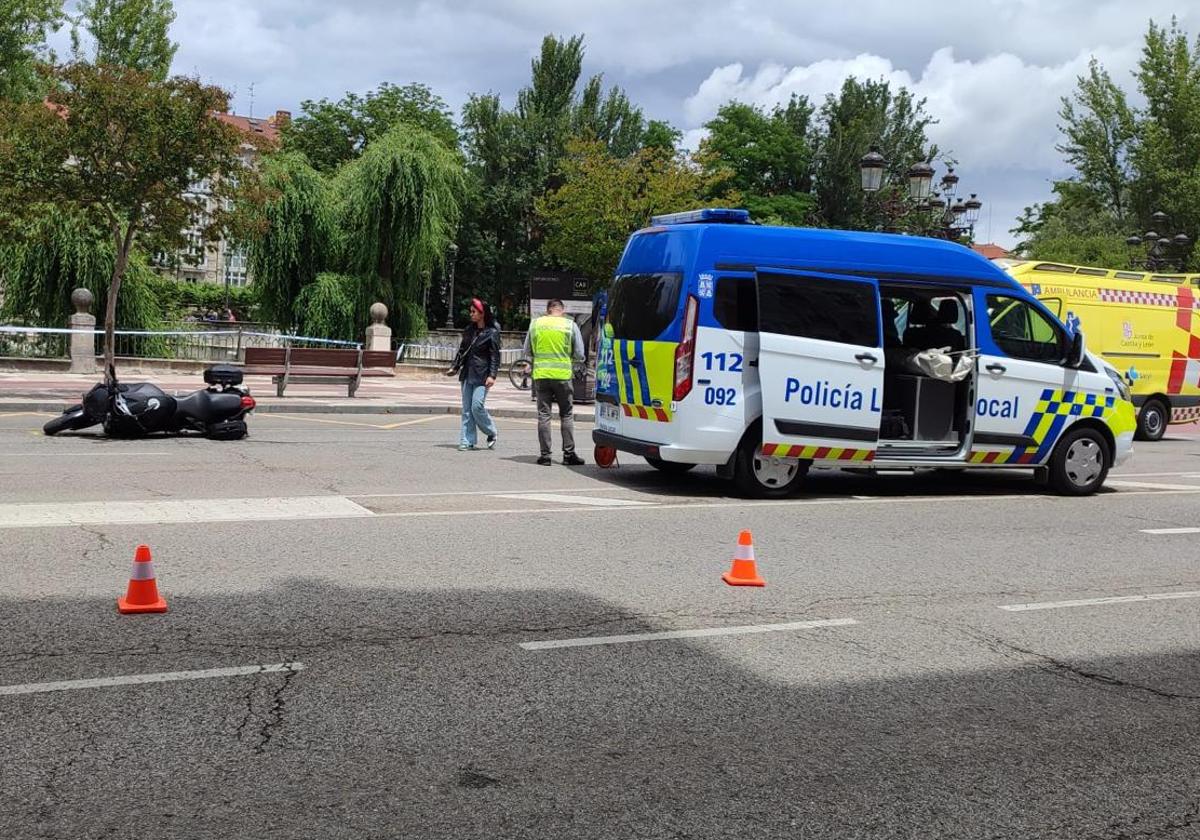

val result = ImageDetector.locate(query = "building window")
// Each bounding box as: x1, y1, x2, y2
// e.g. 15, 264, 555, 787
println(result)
184, 230, 207, 268
224, 247, 248, 287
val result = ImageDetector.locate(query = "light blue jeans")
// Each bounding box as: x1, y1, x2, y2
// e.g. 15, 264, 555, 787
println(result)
460, 382, 497, 447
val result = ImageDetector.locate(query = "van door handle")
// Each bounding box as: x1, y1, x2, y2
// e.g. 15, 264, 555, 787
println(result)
854, 352, 878, 364
986, 363, 1007, 374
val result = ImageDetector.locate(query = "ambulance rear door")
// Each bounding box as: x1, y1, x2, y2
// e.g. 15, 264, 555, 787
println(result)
755, 269, 884, 460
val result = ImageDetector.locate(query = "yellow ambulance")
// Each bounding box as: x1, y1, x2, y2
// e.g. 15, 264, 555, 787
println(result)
999, 259, 1200, 440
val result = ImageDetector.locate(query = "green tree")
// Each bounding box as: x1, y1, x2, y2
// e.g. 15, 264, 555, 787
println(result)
698, 96, 815, 226
1056, 58, 1137, 222
336, 124, 466, 340
811, 77, 937, 230
642, 119, 682, 155
572, 73, 645, 157
537, 138, 731, 286
241, 151, 338, 330
0, 62, 244, 379
1128, 18, 1200, 252
71, 0, 177, 80
283, 82, 458, 172
0, 207, 163, 330
1020, 19, 1200, 268
0, 0, 62, 101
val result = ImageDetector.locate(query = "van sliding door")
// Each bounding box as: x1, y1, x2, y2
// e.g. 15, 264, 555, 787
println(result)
755, 269, 884, 462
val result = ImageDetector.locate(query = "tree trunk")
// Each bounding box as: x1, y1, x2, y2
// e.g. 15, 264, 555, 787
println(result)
103, 223, 136, 386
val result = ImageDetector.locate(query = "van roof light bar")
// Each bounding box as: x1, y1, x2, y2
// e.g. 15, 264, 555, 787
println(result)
649, 208, 752, 226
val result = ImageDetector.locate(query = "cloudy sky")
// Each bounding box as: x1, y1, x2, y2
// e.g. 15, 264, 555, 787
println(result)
57, 1, 1199, 247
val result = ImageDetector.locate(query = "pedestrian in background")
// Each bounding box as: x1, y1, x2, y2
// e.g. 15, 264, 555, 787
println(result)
524, 298, 585, 466
447, 297, 501, 451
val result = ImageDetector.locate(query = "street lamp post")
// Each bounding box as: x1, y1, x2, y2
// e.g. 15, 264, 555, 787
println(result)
858, 147, 982, 242
1126, 211, 1191, 272
442, 242, 459, 329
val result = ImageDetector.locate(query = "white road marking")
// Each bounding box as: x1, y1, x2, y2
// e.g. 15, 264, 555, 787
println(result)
491, 492, 653, 507
1106, 480, 1200, 491
1113, 471, 1200, 478
357, 487, 596, 499
519, 618, 859, 650
0, 662, 304, 696
999, 591, 1200, 612
1140, 527, 1200, 535
0, 495, 373, 529
0, 450, 174, 457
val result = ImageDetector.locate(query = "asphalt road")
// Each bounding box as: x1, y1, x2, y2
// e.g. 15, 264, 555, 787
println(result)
2, 410, 1199, 839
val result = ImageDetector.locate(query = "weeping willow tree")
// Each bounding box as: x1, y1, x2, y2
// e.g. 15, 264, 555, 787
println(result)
242, 152, 338, 331
293, 272, 360, 341
336, 125, 465, 341
0, 208, 162, 330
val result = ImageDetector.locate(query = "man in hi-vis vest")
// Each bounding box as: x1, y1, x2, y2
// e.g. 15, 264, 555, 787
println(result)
523, 299, 586, 466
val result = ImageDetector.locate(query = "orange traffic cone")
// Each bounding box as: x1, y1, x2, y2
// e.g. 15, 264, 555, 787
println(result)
722, 530, 765, 587
117, 544, 168, 614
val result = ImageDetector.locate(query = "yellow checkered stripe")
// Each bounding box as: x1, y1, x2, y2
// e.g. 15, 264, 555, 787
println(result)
969, 388, 1116, 466
762, 443, 875, 462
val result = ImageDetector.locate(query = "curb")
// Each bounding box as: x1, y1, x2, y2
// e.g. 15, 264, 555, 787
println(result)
2, 399, 596, 422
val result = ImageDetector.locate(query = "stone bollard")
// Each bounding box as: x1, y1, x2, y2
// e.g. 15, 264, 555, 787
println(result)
68, 288, 97, 374
365, 302, 391, 353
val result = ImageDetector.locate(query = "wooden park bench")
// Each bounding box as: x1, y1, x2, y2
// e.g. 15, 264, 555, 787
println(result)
243, 346, 396, 397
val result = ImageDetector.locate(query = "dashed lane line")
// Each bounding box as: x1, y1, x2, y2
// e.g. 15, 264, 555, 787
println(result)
0, 662, 305, 696
1105, 480, 1200, 491
999, 591, 1200, 612
1140, 527, 1200, 535
519, 618, 859, 650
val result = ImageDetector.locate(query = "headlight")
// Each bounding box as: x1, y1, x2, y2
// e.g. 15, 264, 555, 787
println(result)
1104, 366, 1131, 402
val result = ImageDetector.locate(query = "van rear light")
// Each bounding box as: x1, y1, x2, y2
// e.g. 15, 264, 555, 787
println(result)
673, 294, 699, 401
240, 395, 256, 410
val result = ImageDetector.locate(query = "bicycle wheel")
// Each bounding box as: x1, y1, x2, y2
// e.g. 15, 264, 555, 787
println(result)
508, 358, 533, 390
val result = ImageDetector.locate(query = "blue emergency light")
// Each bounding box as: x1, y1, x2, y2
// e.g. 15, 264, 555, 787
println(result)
649, 208, 752, 226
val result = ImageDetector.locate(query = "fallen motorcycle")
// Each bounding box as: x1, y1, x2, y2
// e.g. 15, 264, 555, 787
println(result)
43, 364, 255, 440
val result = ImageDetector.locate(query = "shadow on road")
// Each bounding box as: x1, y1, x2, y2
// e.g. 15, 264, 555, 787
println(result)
2, 580, 1197, 839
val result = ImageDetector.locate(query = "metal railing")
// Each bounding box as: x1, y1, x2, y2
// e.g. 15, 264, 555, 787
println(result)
0, 324, 360, 363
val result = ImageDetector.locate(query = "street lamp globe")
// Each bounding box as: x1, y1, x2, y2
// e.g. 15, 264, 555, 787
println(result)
1173, 233, 1191, 249
1126, 235, 1142, 247
860, 145, 887, 192
928, 193, 946, 211
1143, 230, 1160, 244
940, 167, 959, 194
951, 199, 966, 219
964, 194, 982, 224
906, 160, 934, 202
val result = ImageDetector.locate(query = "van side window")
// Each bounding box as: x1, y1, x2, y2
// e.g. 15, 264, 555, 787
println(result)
987, 295, 1067, 364
1038, 297, 1063, 318
758, 273, 880, 347
713, 277, 758, 331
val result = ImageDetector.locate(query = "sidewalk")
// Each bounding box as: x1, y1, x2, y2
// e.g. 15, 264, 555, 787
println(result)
0, 371, 593, 420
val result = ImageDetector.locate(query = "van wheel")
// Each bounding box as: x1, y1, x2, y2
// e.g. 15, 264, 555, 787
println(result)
644, 456, 695, 475
1135, 398, 1168, 442
732, 428, 807, 498
1048, 427, 1110, 496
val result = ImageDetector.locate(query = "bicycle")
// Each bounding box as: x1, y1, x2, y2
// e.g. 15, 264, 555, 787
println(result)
507, 357, 533, 390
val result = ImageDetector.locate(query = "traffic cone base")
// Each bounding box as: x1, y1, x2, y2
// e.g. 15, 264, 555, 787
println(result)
117, 544, 168, 614
723, 530, 765, 586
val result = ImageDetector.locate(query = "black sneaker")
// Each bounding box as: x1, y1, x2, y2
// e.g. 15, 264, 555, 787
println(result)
486, 435, 497, 450
562, 453, 585, 466
537, 455, 552, 466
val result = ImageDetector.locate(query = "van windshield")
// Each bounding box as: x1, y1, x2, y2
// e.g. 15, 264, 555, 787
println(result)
607, 272, 682, 340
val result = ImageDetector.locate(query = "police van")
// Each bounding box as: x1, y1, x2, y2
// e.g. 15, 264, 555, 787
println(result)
591, 209, 1136, 497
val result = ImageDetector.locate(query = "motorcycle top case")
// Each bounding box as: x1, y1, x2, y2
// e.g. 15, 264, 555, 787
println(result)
106, 382, 177, 436
204, 364, 243, 387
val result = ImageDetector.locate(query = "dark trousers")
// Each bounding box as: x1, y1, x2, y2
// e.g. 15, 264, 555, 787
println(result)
534, 379, 575, 456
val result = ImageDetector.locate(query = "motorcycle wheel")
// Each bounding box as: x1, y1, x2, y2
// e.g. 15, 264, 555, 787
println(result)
43, 406, 97, 436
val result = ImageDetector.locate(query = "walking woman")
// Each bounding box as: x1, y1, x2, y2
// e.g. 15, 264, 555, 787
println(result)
447, 298, 501, 451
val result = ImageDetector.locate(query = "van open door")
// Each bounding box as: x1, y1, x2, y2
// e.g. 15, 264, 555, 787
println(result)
755, 269, 884, 461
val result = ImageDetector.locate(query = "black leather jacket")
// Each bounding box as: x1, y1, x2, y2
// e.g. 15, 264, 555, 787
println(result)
453, 324, 501, 386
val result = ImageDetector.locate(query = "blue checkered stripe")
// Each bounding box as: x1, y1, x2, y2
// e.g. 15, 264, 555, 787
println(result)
1011, 389, 1115, 464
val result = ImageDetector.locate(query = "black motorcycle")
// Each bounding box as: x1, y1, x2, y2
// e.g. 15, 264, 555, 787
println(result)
43, 364, 255, 440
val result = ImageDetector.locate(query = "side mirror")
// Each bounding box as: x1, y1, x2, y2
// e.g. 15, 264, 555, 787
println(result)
1068, 330, 1086, 367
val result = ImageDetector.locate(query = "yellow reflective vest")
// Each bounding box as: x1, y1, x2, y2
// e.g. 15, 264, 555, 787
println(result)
531, 315, 574, 380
